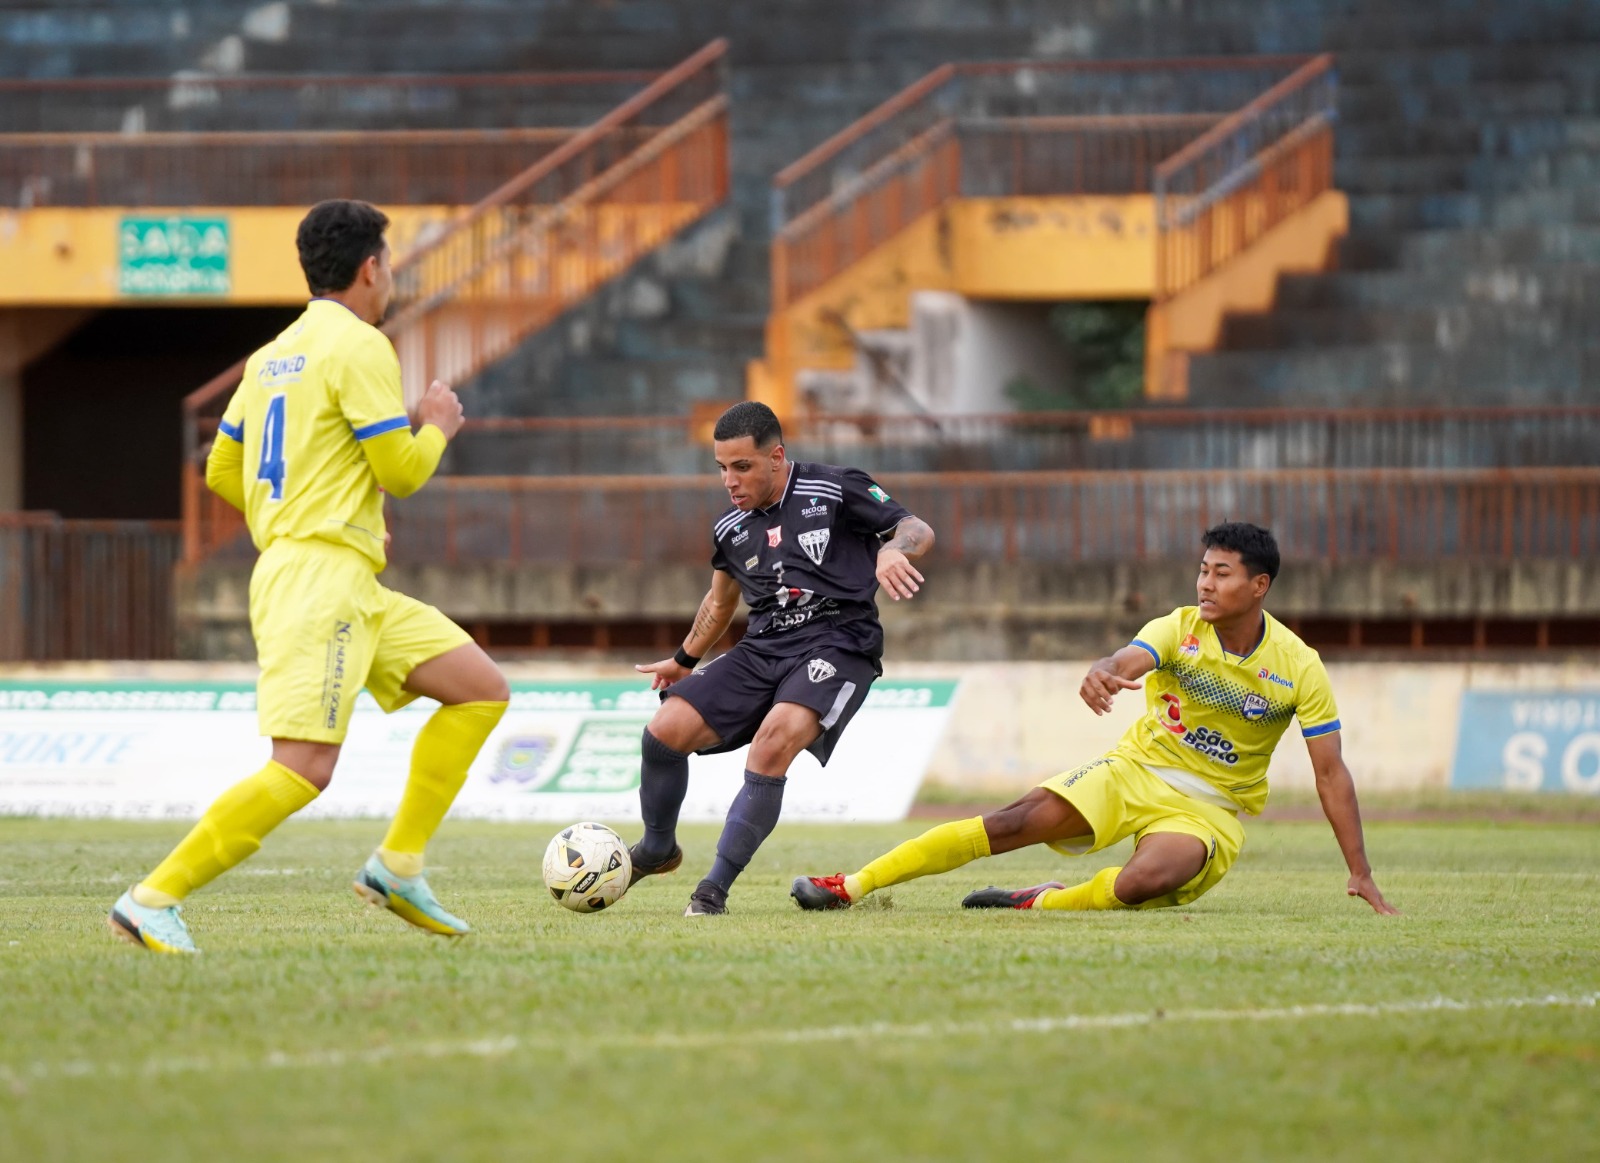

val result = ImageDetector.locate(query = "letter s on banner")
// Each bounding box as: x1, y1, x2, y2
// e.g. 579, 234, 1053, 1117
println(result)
1501, 732, 1547, 791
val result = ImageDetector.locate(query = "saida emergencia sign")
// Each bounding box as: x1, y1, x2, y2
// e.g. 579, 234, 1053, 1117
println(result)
119, 215, 231, 296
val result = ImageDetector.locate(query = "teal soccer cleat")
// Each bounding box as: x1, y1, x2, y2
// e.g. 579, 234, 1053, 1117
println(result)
353, 854, 471, 937
108, 889, 199, 954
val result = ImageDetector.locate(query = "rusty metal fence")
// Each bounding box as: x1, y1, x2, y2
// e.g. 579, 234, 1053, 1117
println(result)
0, 71, 657, 208
437, 406, 1600, 477
0, 514, 181, 661
770, 56, 1309, 312
243, 468, 1600, 567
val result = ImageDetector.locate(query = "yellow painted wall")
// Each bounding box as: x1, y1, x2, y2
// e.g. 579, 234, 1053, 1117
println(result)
1144, 189, 1347, 400
756, 195, 1157, 414
949, 196, 1154, 300
0, 205, 460, 306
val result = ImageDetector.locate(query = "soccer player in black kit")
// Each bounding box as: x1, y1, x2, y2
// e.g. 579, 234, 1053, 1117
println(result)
629, 401, 936, 915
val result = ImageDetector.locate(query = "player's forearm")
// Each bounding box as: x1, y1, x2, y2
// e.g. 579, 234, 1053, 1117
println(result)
881, 516, 935, 559
682, 590, 738, 658
361, 424, 448, 498
1315, 761, 1374, 878
204, 438, 247, 512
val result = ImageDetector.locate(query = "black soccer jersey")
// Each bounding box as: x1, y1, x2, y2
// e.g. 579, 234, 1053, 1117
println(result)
709, 460, 914, 662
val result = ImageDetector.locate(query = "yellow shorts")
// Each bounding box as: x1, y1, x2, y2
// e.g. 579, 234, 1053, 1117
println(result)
1037, 750, 1246, 908
249, 538, 472, 744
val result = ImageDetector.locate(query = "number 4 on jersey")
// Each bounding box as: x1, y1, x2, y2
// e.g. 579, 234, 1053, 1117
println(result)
257, 394, 287, 500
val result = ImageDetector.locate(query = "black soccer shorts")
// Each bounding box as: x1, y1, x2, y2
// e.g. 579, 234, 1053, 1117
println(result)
664, 639, 878, 766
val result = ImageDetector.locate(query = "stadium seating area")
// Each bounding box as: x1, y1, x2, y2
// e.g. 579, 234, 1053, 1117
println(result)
2, 0, 1598, 660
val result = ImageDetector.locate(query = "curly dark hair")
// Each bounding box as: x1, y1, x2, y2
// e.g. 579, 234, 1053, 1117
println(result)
712, 400, 784, 449
1201, 521, 1280, 582
296, 199, 390, 296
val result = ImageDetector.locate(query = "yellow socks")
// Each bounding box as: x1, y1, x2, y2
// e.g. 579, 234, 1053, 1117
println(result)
1036, 865, 1127, 911
848, 816, 992, 901
134, 760, 320, 905
379, 700, 507, 876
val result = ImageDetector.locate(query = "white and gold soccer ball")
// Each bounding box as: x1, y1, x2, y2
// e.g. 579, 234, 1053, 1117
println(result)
542, 822, 632, 913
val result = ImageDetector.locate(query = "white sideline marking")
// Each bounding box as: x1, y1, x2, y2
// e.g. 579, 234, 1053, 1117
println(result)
1, 992, 1594, 1087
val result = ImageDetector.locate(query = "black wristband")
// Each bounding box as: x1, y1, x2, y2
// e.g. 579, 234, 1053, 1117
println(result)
673, 647, 702, 669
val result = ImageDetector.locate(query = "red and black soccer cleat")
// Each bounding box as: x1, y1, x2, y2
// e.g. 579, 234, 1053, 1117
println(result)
790, 874, 853, 910
961, 882, 1067, 909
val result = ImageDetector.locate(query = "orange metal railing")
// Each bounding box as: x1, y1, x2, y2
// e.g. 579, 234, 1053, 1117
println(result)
1153, 55, 1337, 298
769, 56, 1311, 313
0, 514, 182, 661
180, 43, 732, 565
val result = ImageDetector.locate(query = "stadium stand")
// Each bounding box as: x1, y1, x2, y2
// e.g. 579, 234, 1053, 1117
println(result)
1, 0, 1597, 660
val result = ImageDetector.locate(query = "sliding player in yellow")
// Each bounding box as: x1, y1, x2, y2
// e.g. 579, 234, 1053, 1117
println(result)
793, 522, 1398, 917
109, 199, 509, 953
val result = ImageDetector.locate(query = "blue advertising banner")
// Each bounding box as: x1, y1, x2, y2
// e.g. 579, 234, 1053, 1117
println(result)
1450, 690, 1600, 794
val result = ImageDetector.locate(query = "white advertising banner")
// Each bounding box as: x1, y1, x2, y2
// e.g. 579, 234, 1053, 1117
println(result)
0, 679, 958, 822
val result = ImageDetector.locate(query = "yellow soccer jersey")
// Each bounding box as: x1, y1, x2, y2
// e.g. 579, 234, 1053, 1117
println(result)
211, 298, 443, 570
1117, 606, 1341, 815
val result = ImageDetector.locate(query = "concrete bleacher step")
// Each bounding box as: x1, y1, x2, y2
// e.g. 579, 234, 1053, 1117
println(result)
1219, 302, 1591, 350
1335, 43, 1600, 88
1339, 117, 1600, 160
1337, 226, 1600, 271
1339, 80, 1596, 123
1186, 341, 1600, 407
1274, 264, 1600, 311
610, 317, 766, 361
1348, 186, 1600, 231
1336, 149, 1600, 196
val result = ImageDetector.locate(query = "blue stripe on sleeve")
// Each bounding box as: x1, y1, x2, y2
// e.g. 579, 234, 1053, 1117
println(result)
1302, 719, 1342, 738
217, 418, 243, 442
1131, 639, 1161, 666
351, 415, 410, 441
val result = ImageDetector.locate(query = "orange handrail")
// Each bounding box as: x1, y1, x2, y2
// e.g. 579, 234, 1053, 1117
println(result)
180, 44, 732, 565
1153, 54, 1337, 298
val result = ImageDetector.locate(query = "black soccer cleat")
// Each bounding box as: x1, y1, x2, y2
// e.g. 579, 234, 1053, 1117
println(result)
961, 882, 1066, 910
791, 874, 853, 910
683, 881, 728, 916
627, 842, 683, 888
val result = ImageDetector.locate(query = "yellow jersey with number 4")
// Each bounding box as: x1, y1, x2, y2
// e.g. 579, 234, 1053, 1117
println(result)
1118, 607, 1341, 815
210, 298, 445, 571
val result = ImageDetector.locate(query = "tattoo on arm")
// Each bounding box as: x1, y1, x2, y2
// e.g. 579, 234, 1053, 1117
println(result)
684, 589, 736, 656
882, 517, 934, 557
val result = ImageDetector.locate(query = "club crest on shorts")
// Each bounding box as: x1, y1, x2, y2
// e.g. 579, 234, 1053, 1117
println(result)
798, 528, 830, 565
767, 527, 783, 548
806, 657, 837, 683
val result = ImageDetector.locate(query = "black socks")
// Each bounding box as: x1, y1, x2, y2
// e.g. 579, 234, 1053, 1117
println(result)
636, 728, 690, 863
705, 770, 787, 896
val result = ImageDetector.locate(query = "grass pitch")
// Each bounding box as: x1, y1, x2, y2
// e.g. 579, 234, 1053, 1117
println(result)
2, 814, 1597, 1162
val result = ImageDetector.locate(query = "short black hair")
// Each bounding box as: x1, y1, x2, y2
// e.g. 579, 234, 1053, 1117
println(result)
296, 199, 389, 296
713, 401, 783, 449
1201, 521, 1280, 583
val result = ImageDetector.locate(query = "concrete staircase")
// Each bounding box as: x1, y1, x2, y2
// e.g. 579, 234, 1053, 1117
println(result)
1194, 39, 1600, 406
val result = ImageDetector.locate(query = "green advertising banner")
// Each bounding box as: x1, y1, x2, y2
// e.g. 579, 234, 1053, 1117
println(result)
119, 216, 231, 296
0, 679, 960, 821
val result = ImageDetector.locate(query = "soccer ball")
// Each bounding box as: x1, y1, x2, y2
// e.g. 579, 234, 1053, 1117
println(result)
542, 822, 632, 913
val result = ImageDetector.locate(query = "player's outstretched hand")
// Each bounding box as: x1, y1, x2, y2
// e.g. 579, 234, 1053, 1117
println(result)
876, 548, 924, 601
636, 658, 692, 691
1080, 668, 1141, 715
415, 379, 465, 440
1347, 873, 1400, 915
